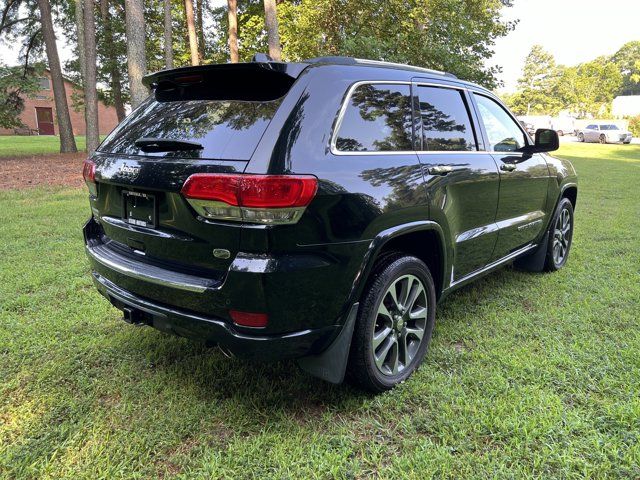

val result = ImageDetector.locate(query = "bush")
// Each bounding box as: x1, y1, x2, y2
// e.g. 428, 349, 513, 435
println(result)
629, 115, 640, 137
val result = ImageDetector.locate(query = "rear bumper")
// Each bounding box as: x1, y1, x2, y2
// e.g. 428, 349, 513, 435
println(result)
92, 271, 339, 360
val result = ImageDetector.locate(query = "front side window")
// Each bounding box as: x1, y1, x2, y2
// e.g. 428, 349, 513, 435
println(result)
474, 94, 527, 152
600, 124, 618, 130
417, 86, 476, 151
335, 83, 413, 152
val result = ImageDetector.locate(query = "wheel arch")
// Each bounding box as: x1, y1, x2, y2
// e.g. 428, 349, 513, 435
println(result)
355, 221, 447, 302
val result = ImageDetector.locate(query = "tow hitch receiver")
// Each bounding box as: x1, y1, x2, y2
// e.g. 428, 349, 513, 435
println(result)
122, 306, 149, 325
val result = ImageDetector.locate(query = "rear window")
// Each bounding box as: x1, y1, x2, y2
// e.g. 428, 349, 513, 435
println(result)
98, 97, 282, 160
417, 86, 476, 151
334, 83, 413, 152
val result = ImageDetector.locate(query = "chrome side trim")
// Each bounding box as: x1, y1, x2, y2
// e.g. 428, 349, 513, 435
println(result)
86, 244, 216, 293
449, 243, 537, 289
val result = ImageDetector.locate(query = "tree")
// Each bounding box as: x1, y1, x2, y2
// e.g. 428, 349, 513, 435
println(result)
203, 0, 515, 88
184, 0, 200, 65
74, 0, 86, 84
99, 0, 126, 121
36, 0, 77, 152
507, 45, 560, 115
0, 63, 42, 128
263, 0, 281, 61
125, 0, 147, 108
570, 58, 622, 117
83, 0, 99, 153
612, 41, 640, 95
227, 0, 238, 62
164, 0, 173, 68
196, 0, 205, 62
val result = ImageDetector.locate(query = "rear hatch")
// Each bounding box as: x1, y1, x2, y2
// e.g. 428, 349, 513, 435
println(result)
87, 62, 306, 287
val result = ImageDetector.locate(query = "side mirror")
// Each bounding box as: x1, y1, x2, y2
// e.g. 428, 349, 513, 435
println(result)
521, 128, 559, 154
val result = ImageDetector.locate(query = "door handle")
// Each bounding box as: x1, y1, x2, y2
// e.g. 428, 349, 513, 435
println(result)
500, 163, 517, 172
428, 165, 454, 175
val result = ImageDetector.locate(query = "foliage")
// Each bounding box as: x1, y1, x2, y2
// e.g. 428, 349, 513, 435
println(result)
628, 115, 640, 137
507, 45, 560, 115
206, 0, 516, 89
0, 63, 43, 128
1, 143, 640, 477
506, 46, 624, 118
612, 40, 640, 95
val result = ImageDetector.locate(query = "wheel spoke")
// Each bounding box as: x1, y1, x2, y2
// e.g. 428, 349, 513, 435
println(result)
373, 326, 392, 349
377, 302, 393, 321
397, 277, 411, 309
387, 284, 400, 310
374, 336, 395, 369
405, 282, 424, 311
405, 326, 424, 341
398, 330, 409, 365
409, 306, 427, 320
389, 341, 400, 375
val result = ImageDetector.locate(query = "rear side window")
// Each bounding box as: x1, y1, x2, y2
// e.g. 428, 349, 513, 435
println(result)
417, 86, 476, 151
334, 83, 413, 152
98, 97, 282, 160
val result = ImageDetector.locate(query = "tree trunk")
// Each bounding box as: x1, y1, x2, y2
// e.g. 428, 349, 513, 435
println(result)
100, 0, 126, 121
263, 0, 281, 61
84, 0, 99, 154
163, 0, 173, 69
196, 0, 205, 62
227, 0, 238, 63
125, 0, 148, 108
75, 0, 86, 85
184, 0, 199, 66
36, 0, 77, 153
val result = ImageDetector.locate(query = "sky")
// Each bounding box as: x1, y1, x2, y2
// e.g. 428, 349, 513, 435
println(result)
1, 0, 638, 93
491, 0, 640, 92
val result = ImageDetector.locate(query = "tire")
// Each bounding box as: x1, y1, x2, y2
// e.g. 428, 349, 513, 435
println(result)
599, 134, 607, 144
543, 197, 574, 272
578, 133, 584, 142
558, 130, 564, 136
347, 254, 436, 392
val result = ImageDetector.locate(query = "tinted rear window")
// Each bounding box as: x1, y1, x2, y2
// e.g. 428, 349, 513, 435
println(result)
334, 83, 413, 152
98, 97, 281, 160
417, 86, 476, 151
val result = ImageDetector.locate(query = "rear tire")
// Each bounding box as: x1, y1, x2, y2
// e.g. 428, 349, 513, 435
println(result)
347, 254, 436, 392
544, 198, 574, 272
578, 133, 584, 142
599, 134, 607, 144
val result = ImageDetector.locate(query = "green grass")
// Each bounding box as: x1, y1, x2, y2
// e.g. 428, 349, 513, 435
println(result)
1, 142, 639, 478
0, 136, 97, 157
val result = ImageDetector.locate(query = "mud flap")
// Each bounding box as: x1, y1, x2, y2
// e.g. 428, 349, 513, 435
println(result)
514, 235, 549, 272
297, 303, 359, 384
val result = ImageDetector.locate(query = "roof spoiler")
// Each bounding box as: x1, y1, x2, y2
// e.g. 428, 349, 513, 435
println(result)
142, 60, 308, 89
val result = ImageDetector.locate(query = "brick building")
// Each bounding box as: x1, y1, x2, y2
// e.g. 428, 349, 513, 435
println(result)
0, 69, 121, 136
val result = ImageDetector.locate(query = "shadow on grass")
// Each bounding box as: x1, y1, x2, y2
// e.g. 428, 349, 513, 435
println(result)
100, 263, 541, 417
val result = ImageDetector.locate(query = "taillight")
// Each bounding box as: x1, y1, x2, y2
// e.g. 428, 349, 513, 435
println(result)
229, 310, 269, 328
82, 159, 97, 196
181, 173, 318, 225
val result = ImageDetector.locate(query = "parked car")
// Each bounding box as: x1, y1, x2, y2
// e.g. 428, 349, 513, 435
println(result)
577, 123, 633, 144
83, 56, 578, 392
519, 120, 535, 136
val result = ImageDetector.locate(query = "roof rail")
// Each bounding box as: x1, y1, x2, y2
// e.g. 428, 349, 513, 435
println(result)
302, 56, 457, 79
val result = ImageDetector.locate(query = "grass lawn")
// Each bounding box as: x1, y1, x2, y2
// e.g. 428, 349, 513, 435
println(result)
0, 136, 97, 157
1, 142, 639, 478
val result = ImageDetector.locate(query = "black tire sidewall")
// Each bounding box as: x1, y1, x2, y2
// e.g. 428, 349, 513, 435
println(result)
349, 255, 436, 392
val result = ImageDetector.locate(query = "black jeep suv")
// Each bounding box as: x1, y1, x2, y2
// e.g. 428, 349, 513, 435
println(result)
83, 56, 577, 392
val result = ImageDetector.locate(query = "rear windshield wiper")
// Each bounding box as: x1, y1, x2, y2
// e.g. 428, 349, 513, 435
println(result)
135, 137, 204, 153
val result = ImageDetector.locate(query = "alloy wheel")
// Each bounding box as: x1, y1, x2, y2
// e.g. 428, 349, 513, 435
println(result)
372, 274, 428, 376
553, 207, 572, 265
